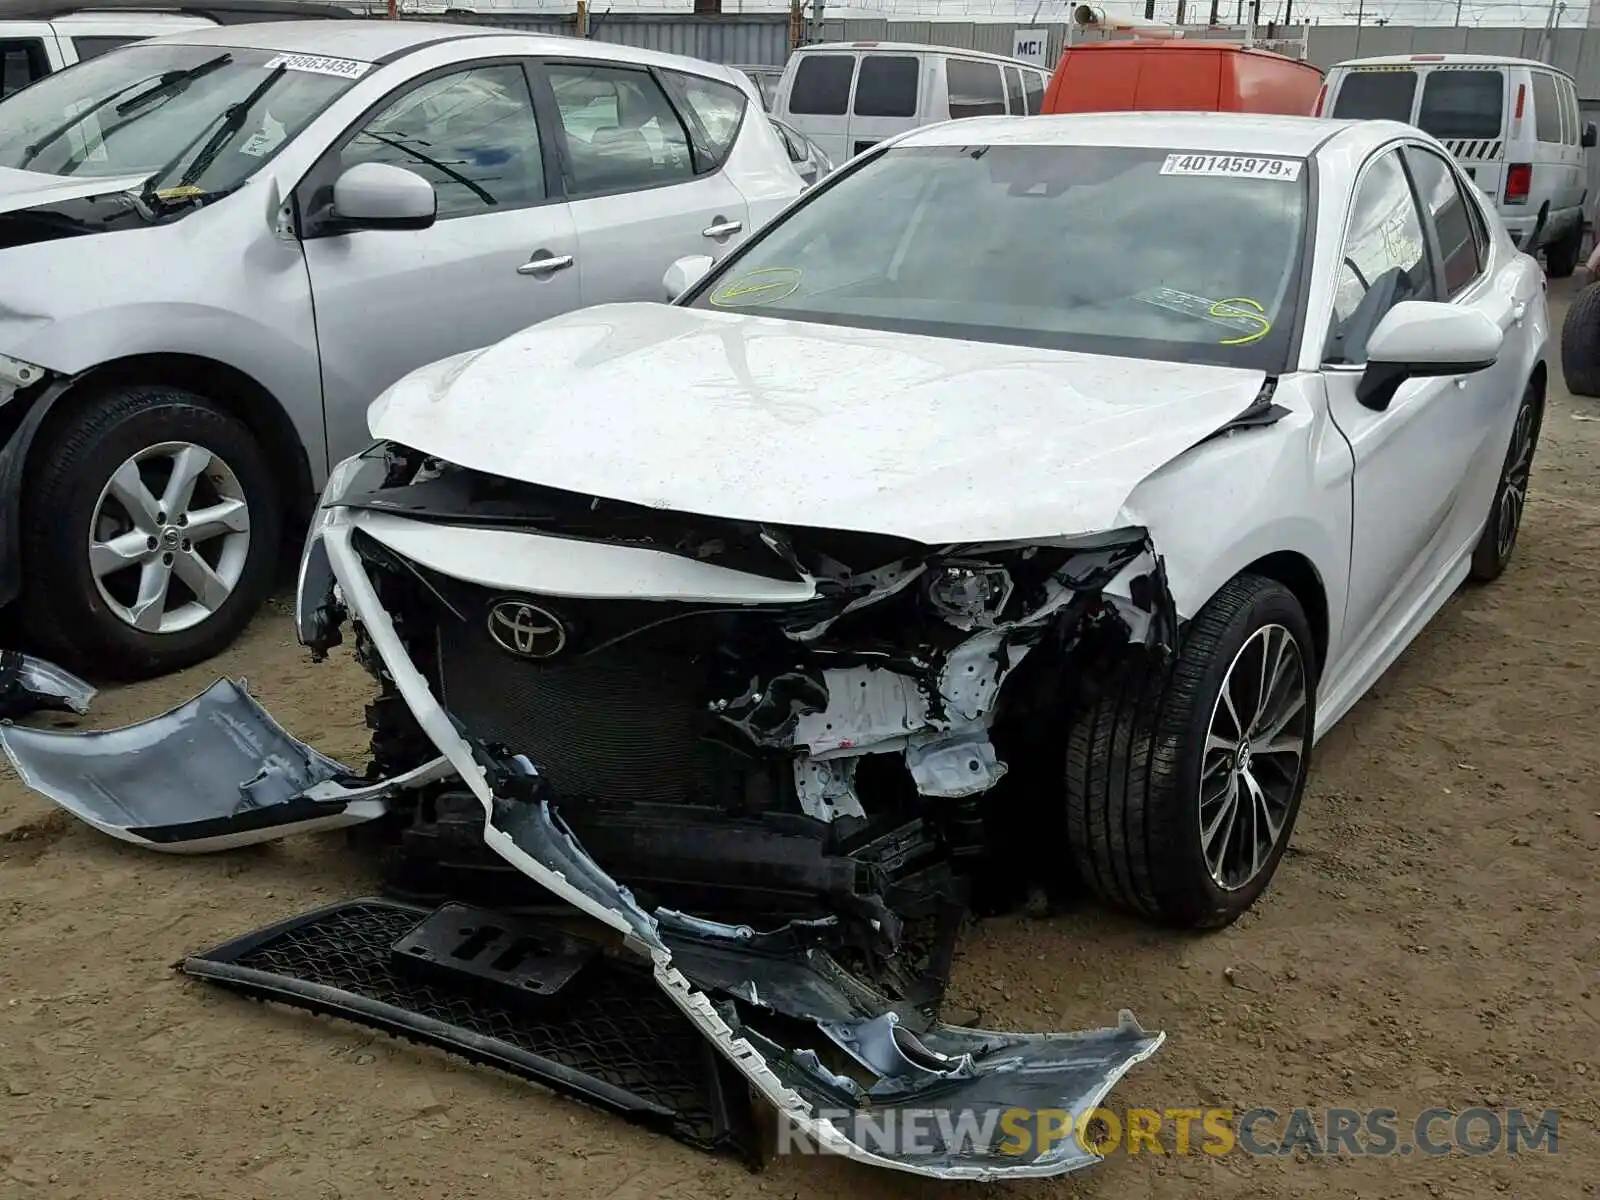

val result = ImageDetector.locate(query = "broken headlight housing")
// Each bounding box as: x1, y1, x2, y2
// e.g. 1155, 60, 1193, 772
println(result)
924, 562, 1015, 629
0, 352, 43, 409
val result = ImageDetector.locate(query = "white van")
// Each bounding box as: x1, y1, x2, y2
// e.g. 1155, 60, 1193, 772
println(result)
772, 41, 1051, 166
0, 0, 351, 99
1319, 54, 1596, 275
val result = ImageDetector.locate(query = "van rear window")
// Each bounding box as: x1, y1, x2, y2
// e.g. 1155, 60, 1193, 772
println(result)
1331, 70, 1417, 121
1418, 70, 1504, 140
789, 54, 854, 116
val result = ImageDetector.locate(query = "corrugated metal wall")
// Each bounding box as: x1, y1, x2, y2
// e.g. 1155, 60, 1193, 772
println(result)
416, 13, 1600, 207
436, 13, 1600, 98
405, 12, 793, 64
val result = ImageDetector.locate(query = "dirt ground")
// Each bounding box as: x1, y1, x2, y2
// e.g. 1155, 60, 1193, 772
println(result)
3, 286, 1598, 1200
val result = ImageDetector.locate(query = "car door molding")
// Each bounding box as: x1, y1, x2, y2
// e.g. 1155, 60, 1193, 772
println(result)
292, 54, 568, 241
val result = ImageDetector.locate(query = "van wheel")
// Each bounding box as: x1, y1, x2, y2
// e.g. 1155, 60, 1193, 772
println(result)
1560, 281, 1600, 397
18, 384, 281, 681
1545, 225, 1581, 278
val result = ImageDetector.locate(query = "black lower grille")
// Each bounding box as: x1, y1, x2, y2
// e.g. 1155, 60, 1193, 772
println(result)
431, 589, 795, 806
182, 898, 758, 1158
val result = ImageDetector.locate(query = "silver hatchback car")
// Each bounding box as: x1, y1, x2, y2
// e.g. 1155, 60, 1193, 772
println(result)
0, 21, 804, 678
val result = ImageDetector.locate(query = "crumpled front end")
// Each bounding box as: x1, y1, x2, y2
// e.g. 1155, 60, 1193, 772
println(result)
280, 441, 1174, 1178
3, 438, 1174, 1179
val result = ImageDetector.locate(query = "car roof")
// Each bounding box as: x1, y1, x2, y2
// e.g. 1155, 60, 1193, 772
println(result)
896, 111, 1393, 159
1333, 52, 1568, 74
797, 40, 1046, 68
0, 0, 351, 20
146, 17, 741, 75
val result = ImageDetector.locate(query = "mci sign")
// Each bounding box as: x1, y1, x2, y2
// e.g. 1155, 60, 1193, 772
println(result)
1012, 28, 1049, 68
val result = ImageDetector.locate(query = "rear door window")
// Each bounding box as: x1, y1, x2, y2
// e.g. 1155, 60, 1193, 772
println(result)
1418, 69, 1504, 140
946, 58, 1006, 119
1529, 72, 1560, 143
1023, 69, 1045, 114
853, 54, 917, 118
789, 54, 854, 116
1004, 65, 1025, 114
69, 35, 138, 62
0, 38, 48, 99
1331, 70, 1417, 121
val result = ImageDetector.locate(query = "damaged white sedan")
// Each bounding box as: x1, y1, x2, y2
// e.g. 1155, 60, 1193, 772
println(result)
1, 113, 1548, 1179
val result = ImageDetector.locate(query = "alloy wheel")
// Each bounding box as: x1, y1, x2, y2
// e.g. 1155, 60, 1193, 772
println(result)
1495, 396, 1537, 562
1198, 623, 1309, 891
88, 441, 252, 635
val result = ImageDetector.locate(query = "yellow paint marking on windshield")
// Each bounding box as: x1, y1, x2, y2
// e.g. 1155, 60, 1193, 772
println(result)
709, 267, 802, 307
1210, 297, 1272, 346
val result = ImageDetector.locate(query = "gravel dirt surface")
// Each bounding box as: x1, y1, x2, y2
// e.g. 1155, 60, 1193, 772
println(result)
2, 285, 1597, 1200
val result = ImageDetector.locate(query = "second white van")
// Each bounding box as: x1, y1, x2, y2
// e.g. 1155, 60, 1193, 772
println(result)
1318, 54, 1596, 275
772, 41, 1051, 166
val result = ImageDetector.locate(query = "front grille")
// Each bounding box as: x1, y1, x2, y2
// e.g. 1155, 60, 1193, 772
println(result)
430, 585, 802, 807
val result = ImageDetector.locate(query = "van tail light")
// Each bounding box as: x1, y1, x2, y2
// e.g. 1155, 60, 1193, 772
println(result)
1505, 162, 1532, 205
1312, 83, 1326, 116
1514, 83, 1526, 121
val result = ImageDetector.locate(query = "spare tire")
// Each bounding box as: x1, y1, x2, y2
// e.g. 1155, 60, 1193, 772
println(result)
1560, 280, 1600, 397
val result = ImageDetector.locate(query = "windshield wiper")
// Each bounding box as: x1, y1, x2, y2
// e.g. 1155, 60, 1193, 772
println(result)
18, 55, 232, 171
146, 64, 285, 205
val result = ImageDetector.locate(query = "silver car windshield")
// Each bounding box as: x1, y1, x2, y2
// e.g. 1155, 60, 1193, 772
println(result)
0, 43, 362, 199
689, 144, 1310, 372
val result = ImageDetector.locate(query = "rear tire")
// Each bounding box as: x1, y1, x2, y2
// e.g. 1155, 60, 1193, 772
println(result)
1545, 224, 1581, 278
1063, 574, 1315, 929
1469, 380, 1543, 583
18, 384, 281, 681
1560, 282, 1600, 397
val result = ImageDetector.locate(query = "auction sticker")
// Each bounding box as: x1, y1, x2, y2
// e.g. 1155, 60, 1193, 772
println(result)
263, 53, 372, 79
1160, 153, 1302, 181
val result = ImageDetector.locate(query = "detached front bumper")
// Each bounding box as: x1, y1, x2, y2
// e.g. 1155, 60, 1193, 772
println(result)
291, 490, 1166, 1178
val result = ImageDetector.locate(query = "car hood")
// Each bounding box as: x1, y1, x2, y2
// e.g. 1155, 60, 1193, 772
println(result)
368, 303, 1269, 545
0, 166, 149, 214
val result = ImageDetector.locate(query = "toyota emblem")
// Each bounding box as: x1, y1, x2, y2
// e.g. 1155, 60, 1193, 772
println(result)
487, 600, 567, 660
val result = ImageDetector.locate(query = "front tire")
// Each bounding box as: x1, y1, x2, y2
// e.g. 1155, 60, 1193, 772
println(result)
1469, 380, 1543, 583
19, 384, 281, 680
1063, 574, 1316, 929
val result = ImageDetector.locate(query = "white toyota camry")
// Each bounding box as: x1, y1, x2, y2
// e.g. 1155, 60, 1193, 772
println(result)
1, 111, 1550, 1180
297, 111, 1544, 920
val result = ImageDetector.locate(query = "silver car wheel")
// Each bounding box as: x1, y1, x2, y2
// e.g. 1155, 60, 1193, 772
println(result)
88, 441, 252, 635
1198, 622, 1308, 891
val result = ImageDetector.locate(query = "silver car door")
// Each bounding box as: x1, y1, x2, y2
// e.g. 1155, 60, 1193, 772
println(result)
534, 59, 751, 306
299, 58, 579, 468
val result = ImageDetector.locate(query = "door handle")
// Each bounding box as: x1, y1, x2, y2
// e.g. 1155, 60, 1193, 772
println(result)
702, 218, 743, 238
518, 253, 574, 276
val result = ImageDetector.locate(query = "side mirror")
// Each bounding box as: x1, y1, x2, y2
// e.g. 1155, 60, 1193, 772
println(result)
1357, 301, 1503, 412
662, 254, 715, 302
1583, 121, 1597, 149
331, 162, 437, 232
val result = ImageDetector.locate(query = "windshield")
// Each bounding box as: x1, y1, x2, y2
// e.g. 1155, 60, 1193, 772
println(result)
0, 43, 364, 200
689, 144, 1309, 372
